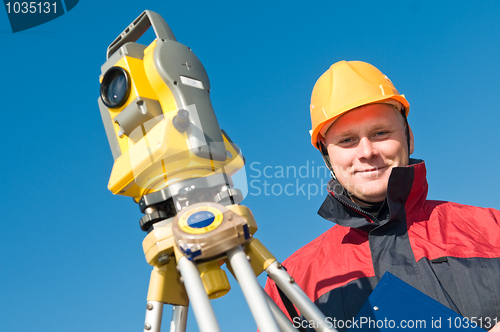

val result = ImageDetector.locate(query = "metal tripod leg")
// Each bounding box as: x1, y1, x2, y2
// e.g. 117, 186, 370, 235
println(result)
262, 289, 298, 332
266, 261, 338, 332
170, 305, 188, 332
144, 301, 163, 332
227, 246, 280, 332
177, 256, 221, 332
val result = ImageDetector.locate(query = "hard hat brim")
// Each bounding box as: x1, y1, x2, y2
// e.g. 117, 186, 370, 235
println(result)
311, 95, 410, 149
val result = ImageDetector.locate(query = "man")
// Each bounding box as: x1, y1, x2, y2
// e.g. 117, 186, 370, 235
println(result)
265, 61, 500, 331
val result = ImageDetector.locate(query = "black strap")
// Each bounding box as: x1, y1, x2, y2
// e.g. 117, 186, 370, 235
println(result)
401, 108, 411, 157
318, 141, 335, 179
276, 285, 307, 332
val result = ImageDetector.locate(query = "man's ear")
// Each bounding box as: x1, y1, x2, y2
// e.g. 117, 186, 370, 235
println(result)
408, 125, 414, 155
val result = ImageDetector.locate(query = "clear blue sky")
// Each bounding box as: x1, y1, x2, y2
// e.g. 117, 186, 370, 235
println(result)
1, 1, 500, 331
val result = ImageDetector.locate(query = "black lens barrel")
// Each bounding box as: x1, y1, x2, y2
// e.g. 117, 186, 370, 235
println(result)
100, 67, 131, 108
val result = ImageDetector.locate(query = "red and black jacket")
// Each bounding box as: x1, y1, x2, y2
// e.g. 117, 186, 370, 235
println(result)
265, 160, 500, 330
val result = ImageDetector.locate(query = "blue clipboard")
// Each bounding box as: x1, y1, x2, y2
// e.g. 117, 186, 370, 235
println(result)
347, 272, 485, 331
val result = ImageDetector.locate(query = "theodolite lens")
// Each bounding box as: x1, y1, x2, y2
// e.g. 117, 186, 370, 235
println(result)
100, 67, 130, 108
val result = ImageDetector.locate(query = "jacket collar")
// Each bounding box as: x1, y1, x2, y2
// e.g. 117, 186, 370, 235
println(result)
318, 159, 428, 232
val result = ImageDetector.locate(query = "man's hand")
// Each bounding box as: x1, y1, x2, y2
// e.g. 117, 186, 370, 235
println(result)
489, 323, 500, 331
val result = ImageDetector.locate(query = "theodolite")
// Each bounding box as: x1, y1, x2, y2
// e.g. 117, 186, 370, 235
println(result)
98, 10, 337, 332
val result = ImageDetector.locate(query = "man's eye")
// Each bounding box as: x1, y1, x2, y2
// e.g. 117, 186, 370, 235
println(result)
339, 138, 353, 144
375, 131, 389, 137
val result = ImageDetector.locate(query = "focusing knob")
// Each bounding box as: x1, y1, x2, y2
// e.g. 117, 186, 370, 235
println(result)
173, 109, 190, 132
140, 210, 168, 231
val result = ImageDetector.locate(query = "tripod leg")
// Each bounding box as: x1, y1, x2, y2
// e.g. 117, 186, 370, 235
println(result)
227, 246, 280, 332
144, 301, 163, 332
177, 256, 221, 332
169, 305, 188, 332
262, 288, 299, 332
266, 261, 338, 332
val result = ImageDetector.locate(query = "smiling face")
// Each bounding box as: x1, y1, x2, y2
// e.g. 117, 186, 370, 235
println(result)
324, 103, 414, 203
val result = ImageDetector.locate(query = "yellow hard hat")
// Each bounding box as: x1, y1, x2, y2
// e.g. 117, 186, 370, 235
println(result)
310, 60, 410, 149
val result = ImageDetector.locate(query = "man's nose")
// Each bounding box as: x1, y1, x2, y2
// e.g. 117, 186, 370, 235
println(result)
357, 137, 375, 159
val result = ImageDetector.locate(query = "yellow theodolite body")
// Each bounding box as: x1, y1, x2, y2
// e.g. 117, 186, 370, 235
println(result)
98, 11, 243, 202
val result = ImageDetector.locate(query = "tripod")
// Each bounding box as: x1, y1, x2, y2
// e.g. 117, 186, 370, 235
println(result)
97, 10, 338, 332
140, 177, 337, 332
